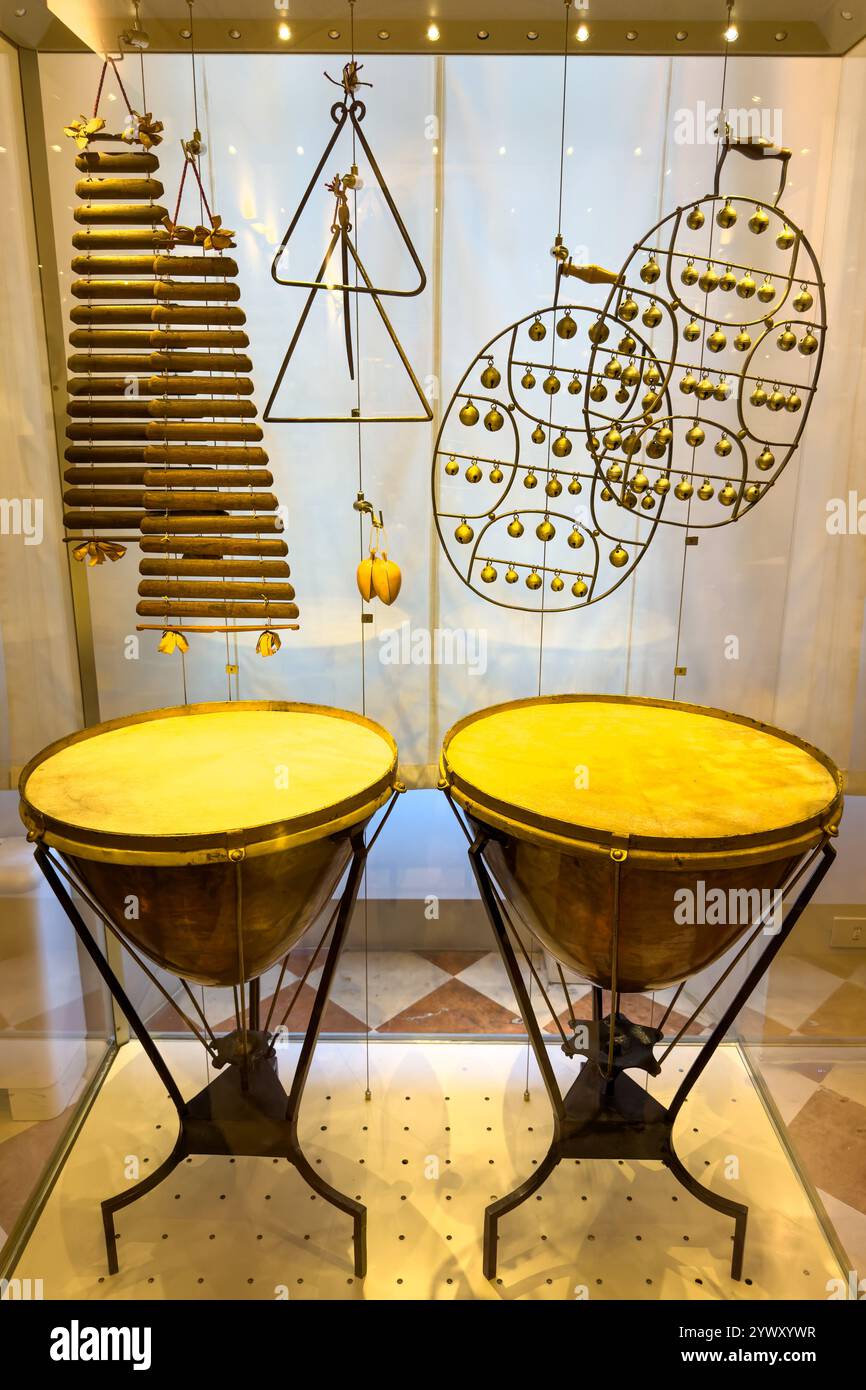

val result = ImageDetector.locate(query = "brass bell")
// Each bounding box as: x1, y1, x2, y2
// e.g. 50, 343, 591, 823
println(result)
695, 376, 714, 400
588, 318, 610, 344
526, 570, 542, 591
531, 423, 546, 444
604, 357, 623, 379
737, 274, 756, 299
622, 362, 641, 387
646, 437, 666, 460
589, 379, 608, 402
572, 577, 588, 598
697, 478, 714, 500
623, 433, 642, 458
767, 388, 786, 412
484, 407, 504, 431
681, 259, 699, 287
536, 518, 556, 542
618, 297, 638, 322
674, 476, 694, 500
750, 383, 768, 407
623, 489, 638, 510
631, 469, 649, 492
686, 205, 705, 230
455, 520, 474, 543
480, 361, 501, 389
619, 333, 637, 354
546, 475, 563, 497
568, 476, 582, 495
680, 371, 698, 395
686, 423, 705, 447
644, 363, 662, 386
734, 329, 752, 351
521, 368, 536, 389
610, 544, 629, 568
778, 326, 796, 352
713, 377, 731, 401
568, 527, 585, 549
656, 425, 674, 446
776, 224, 795, 250
528, 317, 546, 342
466, 462, 482, 482
603, 425, 622, 450
799, 330, 818, 355
757, 278, 776, 304
708, 326, 727, 353
552, 432, 572, 458
684, 320, 701, 343
715, 434, 733, 458
744, 483, 762, 503
719, 482, 737, 505
640, 494, 656, 510
606, 462, 624, 482
748, 206, 770, 235
698, 263, 719, 293
640, 257, 661, 284
444, 455, 459, 475
642, 391, 659, 414
786, 391, 802, 413
568, 374, 582, 395
614, 383, 629, 405
557, 312, 577, 339
480, 562, 497, 583
719, 266, 737, 292
793, 286, 813, 313
642, 301, 662, 328
756, 447, 775, 470
507, 515, 524, 538
543, 373, 561, 395
459, 399, 479, 426
505, 567, 519, 584
490, 465, 504, 483
717, 199, 737, 229
523, 472, 538, 489
551, 573, 565, 593
655, 475, 672, 495
586, 435, 599, 453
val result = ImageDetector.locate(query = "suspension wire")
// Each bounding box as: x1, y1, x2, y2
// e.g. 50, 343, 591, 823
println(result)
672, 1, 734, 701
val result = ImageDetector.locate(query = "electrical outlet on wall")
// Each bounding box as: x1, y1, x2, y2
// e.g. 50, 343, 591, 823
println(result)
831, 916, 866, 949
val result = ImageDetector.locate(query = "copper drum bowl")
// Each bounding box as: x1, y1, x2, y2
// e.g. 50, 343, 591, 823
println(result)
441, 695, 843, 993
19, 702, 397, 987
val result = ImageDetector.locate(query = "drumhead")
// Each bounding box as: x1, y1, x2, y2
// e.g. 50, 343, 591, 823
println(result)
441, 695, 842, 855
20, 702, 397, 863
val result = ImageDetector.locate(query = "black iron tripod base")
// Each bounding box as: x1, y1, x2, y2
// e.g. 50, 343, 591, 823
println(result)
101, 1048, 366, 1278
482, 1064, 747, 1281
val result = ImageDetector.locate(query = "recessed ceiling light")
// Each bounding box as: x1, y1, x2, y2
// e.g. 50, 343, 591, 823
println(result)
296, 145, 304, 155
378, 29, 390, 39
277, 22, 290, 41
774, 30, 788, 40
723, 22, 739, 41
328, 30, 340, 39
179, 27, 191, 38
675, 30, 688, 40
626, 30, 638, 40
498, 145, 506, 155
576, 23, 589, 42
477, 29, 490, 40
15, 8, 27, 15
427, 23, 440, 42
841, 9, 854, 18
228, 29, 241, 40
527, 31, 539, 40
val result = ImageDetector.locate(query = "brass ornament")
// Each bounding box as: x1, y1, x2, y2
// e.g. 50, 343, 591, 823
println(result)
640, 257, 661, 284
698, 263, 719, 293
484, 407, 505, 431
716, 199, 737, 228
793, 286, 813, 313
697, 479, 714, 501
480, 361, 501, 389
719, 266, 737, 292
526, 570, 542, 591
444, 455, 459, 475
618, 296, 638, 322
707, 326, 727, 353
546, 475, 563, 497
681, 259, 699, 287
521, 368, 536, 389
543, 373, 561, 395
481, 562, 497, 583
459, 399, 480, 426
466, 462, 483, 483
536, 518, 556, 542
552, 433, 572, 458
550, 573, 565, 593
748, 206, 770, 234
756, 447, 775, 470
507, 516, 525, 538
686, 206, 705, 230
531, 423, 546, 443
567, 374, 582, 395
557, 312, 577, 339
683, 319, 701, 342
455, 520, 474, 544
736, 273, 756, 299
528, 317, 547, 342
489, 465, 504, 483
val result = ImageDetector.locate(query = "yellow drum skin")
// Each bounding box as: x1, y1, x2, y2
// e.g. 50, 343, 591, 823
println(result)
20, 702, 397, 987
441, 695, 842, 992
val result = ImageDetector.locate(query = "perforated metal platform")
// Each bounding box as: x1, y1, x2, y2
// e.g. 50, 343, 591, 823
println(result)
14, 1039, 842, 1300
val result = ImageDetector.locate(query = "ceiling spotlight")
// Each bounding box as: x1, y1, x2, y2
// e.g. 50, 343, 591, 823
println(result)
723, 20, 739, 41
775, 30, 788, 40
427, 23, 440, 41
477, 29, 490, 40
179, 27, 191, 38
576, 22, 590, 42
228, 29, 241, 40
626, 30, 639, 40
841, 9, 854, 17
277, 22, 290, 41
527, 30, 539, 40
15, 7, 27, 14
378, 29, 390, 39
328, 30, 340, 39
675, 30, 688, 40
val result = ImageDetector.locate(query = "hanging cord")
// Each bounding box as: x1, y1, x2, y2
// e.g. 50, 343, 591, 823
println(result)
672, 2, 733, 700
